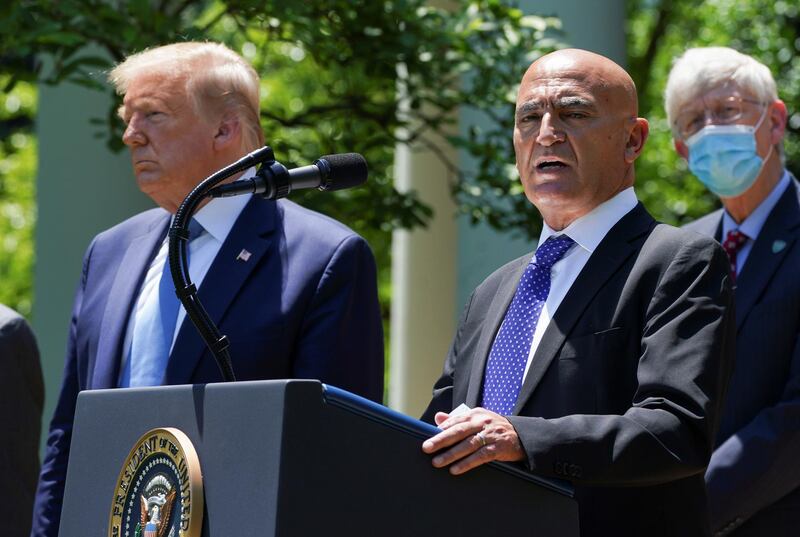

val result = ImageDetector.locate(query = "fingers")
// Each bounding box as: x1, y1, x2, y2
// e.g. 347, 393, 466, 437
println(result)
436, 410, 479, 431
422, 413, 485, 454
440, 429, 524, 474
422, 408, 527, 474
448, 443, 497, 475
433, 411, 449, 427
430, 431, 488, 469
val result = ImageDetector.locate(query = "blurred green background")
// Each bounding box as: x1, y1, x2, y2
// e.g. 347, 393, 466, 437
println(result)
1, 0, 798, 319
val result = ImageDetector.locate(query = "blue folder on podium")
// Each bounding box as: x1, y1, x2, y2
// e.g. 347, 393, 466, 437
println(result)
60, 380, 579, 536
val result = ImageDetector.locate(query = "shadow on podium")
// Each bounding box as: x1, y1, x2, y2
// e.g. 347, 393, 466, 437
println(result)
60, 379, 578, 536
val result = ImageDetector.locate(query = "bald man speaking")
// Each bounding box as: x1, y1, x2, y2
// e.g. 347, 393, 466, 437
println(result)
421, 49, 735, 536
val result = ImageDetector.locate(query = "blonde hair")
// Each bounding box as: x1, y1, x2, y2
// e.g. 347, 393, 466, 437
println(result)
109, 41, 264, 152
664, 46, 778, 137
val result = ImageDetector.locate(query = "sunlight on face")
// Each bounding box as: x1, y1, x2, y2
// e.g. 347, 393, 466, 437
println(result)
120, 72, 217, 212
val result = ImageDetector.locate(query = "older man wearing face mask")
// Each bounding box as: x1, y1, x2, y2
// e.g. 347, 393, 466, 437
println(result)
667, 46, 800, 536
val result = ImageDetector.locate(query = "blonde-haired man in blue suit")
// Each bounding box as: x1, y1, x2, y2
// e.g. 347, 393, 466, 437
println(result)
31, 42, 383, 537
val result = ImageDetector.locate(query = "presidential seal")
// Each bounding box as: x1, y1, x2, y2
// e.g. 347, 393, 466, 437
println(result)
109, 428, 203, 537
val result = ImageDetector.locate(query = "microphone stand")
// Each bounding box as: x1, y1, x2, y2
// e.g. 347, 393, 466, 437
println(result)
168, 146, 276, 382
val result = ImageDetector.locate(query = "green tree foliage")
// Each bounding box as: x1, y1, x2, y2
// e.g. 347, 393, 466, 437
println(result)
0, 0, 561, 318
0, 75, 36, 316
0, 1, 562, 232
628, 0, 800, 225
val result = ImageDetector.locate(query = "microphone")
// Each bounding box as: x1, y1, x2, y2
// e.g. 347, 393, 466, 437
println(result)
208, 153, 368, 199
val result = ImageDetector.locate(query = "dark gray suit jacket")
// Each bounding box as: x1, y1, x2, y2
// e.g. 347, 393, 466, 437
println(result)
424, 203, 735, 537
684, 177, 800, 536
0, 304, 44, 537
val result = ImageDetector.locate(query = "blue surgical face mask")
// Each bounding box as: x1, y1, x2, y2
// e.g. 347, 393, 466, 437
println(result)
686, 108, 772, 198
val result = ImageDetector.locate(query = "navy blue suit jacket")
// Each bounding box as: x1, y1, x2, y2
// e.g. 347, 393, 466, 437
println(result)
31, 196, 384, 536
684, 178, 800, 536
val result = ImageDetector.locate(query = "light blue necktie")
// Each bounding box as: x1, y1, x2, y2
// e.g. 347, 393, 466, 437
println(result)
120, 218, 204, 387
481, 234, 575, 414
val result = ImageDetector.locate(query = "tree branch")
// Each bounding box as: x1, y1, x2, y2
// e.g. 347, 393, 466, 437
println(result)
630, 0, 676, 108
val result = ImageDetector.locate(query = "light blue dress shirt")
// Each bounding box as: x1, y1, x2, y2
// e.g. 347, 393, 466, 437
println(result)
722, 170, 791, 274
118, 168, 255, 386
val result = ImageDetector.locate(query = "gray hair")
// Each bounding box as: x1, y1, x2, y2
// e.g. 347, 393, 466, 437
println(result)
664, 46, 778, 136
109, 41, 264, 152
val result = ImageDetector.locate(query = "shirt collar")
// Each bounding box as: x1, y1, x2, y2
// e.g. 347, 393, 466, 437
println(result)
722, 169, 791, 240
190, 167, 255, 243
537, 186, 639, 254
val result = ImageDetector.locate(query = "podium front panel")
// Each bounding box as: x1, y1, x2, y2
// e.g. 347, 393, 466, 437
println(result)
60, 380, 578, 536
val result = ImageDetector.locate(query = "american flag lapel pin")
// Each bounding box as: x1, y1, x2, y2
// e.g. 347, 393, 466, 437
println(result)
236, 249, 252, 262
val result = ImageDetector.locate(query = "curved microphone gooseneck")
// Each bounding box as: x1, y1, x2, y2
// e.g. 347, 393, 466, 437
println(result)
168, 146, 368, 382
168, 146, 275, 382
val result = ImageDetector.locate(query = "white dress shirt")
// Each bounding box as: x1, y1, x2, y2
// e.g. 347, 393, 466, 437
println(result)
523, 187, 639, 379
118, 169, 255, 383
721, 169, 790, 274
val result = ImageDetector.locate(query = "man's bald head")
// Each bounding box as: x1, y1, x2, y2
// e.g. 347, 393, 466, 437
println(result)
522, 49, 639, 117
513, 48, 648, 230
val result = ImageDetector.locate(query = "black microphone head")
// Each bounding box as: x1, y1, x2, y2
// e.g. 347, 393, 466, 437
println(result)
316, 153, 368, 191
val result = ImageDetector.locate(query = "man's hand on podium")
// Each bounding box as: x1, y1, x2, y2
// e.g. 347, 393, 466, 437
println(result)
422, 407, 525, 475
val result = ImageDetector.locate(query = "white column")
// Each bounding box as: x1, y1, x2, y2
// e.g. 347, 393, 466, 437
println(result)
391, 0, 627, 417
34, 58, 152, 451
389, 123, 458, 416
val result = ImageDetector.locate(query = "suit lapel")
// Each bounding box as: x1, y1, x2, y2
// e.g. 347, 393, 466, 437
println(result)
734, 180, 800, 330
91, 214, 169, 388
464, 259, 528, 407
512, 204, 654, 414
164, 197, 275, 384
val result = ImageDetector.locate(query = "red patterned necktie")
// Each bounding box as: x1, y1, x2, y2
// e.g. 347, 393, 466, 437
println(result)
722, 229, 748, 284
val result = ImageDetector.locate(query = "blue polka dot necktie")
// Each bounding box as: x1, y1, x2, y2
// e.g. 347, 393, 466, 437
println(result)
481, 234, 575, 414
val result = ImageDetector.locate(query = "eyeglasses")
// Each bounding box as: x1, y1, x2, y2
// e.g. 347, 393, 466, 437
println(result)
674, 95, 766, 140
